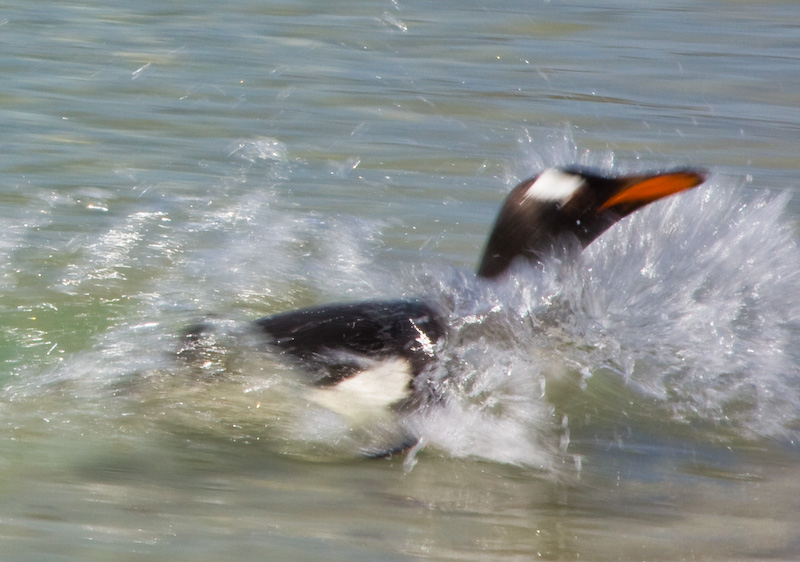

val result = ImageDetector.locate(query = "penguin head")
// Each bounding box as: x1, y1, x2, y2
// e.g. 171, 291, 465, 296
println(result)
476, 167, 706, 279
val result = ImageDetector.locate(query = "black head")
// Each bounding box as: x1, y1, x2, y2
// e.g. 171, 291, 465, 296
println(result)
476, 167, 707, 278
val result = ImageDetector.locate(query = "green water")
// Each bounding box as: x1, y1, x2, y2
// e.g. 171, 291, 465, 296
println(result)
3, 0, 800, 560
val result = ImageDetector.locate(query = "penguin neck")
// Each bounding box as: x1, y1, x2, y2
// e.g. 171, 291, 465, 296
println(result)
475, 177, 564, 279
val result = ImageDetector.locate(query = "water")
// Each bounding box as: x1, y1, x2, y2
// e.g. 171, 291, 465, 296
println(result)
2, 0, 800, 559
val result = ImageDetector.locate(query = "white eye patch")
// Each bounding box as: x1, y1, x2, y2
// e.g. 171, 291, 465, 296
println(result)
523, 168, 586, 203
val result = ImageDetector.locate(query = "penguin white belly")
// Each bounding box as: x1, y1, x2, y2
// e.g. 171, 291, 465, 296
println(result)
307, 358, 413, 423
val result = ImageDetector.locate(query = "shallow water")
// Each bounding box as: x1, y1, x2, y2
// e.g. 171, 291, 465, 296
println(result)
3, 0, 800, 560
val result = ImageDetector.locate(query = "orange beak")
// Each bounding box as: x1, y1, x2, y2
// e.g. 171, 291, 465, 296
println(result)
600, 171, 706, 211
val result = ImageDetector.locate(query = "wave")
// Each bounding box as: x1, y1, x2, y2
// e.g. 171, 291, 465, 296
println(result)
3, 170, 799, 471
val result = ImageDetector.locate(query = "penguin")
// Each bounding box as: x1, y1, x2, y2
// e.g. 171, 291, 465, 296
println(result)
189, 166, 706, 455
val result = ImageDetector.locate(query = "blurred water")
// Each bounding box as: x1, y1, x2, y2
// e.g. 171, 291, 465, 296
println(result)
2, 0, 800, 560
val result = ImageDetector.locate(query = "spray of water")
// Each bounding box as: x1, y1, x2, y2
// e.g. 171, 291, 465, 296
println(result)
3, 138, 799, 470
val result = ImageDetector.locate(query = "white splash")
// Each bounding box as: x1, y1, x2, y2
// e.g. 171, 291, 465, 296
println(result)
5, 167, 800, 470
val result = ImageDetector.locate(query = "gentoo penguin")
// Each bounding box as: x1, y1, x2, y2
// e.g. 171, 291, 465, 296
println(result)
194, 166, 706, 454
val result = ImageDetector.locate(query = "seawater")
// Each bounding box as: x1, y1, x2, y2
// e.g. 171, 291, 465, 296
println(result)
2, 0, 800, 560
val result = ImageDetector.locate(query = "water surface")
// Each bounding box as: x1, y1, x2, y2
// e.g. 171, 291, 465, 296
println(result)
2, 0, 800, 560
